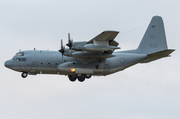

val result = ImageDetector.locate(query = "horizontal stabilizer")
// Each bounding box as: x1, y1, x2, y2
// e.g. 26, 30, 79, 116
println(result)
140, 49, 175, 63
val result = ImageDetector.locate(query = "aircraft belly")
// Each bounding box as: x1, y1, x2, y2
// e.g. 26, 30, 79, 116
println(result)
37, 67, 57, 73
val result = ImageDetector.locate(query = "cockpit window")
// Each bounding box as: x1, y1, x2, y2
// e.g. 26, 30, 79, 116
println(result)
13, 52, 25, 61
17, 52, 24, 56
14, 52, 24, 57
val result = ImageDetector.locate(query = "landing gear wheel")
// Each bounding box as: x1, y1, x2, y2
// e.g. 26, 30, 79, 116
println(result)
21, 72, 28, 78
77, 74, 85, 82
68, 75, 76, 82
85, 74, 92, 79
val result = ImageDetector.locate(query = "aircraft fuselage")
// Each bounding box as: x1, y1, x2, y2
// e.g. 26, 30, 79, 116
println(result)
5, 50, 147, 76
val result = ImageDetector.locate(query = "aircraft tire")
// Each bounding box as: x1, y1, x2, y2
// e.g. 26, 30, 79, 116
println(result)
85, 74, 92, 79
68, 75, 76, 82
21, 72, 28, 78
77, 75, 85, 82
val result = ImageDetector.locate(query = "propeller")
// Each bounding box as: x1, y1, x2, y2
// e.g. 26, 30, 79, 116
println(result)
58, 39, 65, 59
66, 33, 73, 50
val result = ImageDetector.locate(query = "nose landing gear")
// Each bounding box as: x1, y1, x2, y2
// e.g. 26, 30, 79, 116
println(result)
21, 72, 28, 78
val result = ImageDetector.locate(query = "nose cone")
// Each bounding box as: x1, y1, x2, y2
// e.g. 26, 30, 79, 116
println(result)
4, 60, 13, 68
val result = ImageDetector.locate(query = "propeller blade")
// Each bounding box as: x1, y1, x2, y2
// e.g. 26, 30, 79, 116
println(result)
61, 39, 63, 48
68, 33, 70, 42
66, 33, 73, 50
59, 39, 65, 59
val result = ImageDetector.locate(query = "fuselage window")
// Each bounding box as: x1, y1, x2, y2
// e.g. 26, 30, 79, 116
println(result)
17, 58, 26, 62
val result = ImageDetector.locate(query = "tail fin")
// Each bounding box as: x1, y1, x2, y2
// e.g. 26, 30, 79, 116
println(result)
137, 16, 168, 54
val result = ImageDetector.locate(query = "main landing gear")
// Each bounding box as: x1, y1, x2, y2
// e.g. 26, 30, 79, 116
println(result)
68, 75, 76, 82
68, 74, 92, 82
21, 72, 28, 78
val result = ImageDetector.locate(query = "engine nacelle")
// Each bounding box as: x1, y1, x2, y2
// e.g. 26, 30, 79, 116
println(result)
83, 44, 120, 52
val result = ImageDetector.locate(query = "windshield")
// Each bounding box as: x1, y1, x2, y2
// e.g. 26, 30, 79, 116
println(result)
17, 52, 24, 56
13, 52, 24, 60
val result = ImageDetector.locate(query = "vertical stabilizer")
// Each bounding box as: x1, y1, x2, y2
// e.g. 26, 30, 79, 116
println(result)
137, 16, 168, 54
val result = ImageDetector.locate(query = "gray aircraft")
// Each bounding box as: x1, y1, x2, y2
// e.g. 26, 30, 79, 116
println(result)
4, 16, 174, 82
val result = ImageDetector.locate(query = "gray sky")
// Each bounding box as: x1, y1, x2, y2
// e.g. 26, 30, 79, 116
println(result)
0, 0, 180, 119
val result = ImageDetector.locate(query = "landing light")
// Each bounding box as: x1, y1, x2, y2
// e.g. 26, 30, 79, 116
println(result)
71, 68, 76, 72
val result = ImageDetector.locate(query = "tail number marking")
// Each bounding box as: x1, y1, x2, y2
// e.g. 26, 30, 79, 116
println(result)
149, 43, 158, 48
150, 35, 156, 39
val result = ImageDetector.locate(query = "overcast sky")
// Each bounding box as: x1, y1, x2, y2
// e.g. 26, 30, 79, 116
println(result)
0, 0, 180, 119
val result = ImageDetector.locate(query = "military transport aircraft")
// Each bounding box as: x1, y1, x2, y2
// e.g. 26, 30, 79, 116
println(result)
4, 16, 174, 82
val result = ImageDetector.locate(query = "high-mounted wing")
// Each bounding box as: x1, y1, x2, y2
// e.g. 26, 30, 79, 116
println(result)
83, 31, 120, 52
63, 31, 120, 64
68, 31, 119, 51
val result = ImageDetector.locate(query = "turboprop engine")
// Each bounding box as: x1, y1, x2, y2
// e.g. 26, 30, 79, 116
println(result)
83, 44, 120, 52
